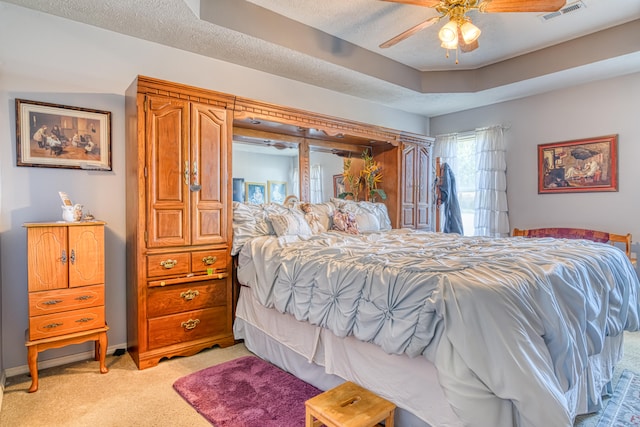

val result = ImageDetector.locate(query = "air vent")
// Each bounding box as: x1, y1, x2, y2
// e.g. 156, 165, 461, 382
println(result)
539, 0, 586, 21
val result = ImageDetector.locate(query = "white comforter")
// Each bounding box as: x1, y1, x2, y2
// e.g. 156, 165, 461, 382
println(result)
237, 229, 640, 427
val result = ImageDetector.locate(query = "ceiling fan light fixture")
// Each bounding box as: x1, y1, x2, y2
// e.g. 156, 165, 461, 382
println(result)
438, 20, 458, 44
460, 20, 481, 44
441, 39, 458, 50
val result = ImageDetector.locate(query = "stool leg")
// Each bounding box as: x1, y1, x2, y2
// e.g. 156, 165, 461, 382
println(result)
27, 345, 39, 393
385, 411, 395, 427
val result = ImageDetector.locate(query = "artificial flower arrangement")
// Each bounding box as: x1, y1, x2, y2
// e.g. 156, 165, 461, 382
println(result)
339, 149, 387, 202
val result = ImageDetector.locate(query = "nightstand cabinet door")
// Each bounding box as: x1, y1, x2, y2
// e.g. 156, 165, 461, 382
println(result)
68, 225, 105, 288
27, 226, 68, 292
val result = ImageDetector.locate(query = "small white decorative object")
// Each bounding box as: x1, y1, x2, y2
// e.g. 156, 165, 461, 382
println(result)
73, 204, 83, 222
59, 191, 83, 222
62, 205, 75, 222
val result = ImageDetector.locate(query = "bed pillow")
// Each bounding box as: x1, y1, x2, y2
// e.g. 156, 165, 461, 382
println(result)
331, 210, 359, 235
269, 211, 313, 237
231, 202, 275, 255
330, 199, 391, 232
295, 201, 335, 231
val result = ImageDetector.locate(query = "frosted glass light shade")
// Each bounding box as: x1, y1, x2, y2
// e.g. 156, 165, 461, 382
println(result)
438, 21, 458, 43
441, 40, 458, 50
460, 21, 481, 44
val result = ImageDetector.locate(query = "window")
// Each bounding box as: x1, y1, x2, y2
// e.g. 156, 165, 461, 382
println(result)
453, 132, 477, 236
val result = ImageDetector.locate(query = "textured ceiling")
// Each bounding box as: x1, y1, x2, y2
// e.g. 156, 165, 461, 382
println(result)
4, 0, 640, 117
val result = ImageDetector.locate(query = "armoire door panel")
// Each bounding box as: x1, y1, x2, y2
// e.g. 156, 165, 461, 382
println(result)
146, 96, 190, 248
191, 102, 228, 246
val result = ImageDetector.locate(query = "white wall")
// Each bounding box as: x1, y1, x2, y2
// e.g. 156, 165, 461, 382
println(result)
430, 72, 640, 246
0, 2, 428, 372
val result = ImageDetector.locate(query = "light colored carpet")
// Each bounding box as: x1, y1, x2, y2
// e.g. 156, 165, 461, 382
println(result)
0, 343, 252, 427
1, 332, 638, 427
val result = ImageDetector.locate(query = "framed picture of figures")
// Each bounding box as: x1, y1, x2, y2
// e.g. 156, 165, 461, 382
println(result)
538, 134, 618, 194
16, 99, 112, 170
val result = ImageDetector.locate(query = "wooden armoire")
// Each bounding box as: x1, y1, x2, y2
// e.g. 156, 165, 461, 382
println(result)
125, 76, 236, 369
125, 75, 435, 368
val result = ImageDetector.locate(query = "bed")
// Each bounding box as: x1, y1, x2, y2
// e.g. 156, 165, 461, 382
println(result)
230, 199, 640, 427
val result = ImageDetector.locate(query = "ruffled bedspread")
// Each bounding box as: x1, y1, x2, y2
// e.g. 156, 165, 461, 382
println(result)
237, 229, 640, 427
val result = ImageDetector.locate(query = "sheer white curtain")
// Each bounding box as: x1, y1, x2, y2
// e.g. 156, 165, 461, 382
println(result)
474, 126, 510, 237
290, 168, 299, 199
309, 164, 323, 203
434, 133, 459, 172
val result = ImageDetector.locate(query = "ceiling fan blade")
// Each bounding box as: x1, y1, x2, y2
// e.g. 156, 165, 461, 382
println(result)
380, 0, 440, 6
481, 0, 566, 13
379, 16, 440, 48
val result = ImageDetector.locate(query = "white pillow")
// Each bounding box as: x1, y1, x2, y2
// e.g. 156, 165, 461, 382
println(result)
295, 201, 335, 231
269, 211, 313, 237
330, 199, 391, 232
231, 202, 275, 255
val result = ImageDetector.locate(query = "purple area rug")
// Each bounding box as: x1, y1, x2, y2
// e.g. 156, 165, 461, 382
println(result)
173, 355, 322, 426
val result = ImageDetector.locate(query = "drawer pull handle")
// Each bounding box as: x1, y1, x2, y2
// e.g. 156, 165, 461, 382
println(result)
42, 299, 63, 305
202, 256, 217, 266
180, 289, 200, 301
181, 319, 200, 330
160, 259, 178, 269
75, 295, 92, 301
75, 317, 94, 323
70, 249, 76, 265
43, 322, 63, 329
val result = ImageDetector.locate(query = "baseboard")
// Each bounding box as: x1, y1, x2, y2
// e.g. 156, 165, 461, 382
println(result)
3, 342, 127, 378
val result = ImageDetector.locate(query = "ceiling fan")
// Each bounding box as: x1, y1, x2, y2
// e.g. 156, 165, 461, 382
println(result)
379, 0, 566, 60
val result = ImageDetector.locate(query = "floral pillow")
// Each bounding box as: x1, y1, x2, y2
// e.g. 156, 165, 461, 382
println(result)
331, 210, 359, 235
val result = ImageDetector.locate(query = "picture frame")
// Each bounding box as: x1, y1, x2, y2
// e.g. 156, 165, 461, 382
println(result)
333, 174, 345, 198
245, 182, 266, 205
267, 180, 287, 204
16, 99, 112, 170
232, 178, 245, 202
538, 134, 618, 194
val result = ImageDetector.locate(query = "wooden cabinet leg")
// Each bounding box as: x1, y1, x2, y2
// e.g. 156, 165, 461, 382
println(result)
98, 331, 108, 374
27, 345, 39, 393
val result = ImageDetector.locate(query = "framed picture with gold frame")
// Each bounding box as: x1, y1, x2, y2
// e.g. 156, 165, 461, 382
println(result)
16, 98, 112, 170
245, 182, 266, 205
538, 134, 618, 194
268, 180, 287, 204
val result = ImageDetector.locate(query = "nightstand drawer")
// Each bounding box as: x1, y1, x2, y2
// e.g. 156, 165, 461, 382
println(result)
147, 253, 190, 278
29, 306, 106, 340
29, 285, 104, 316
147, 279, 227, 317
147, 307, 228, 350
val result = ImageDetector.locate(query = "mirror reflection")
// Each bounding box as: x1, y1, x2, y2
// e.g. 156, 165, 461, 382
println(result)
232, 140, 299, 204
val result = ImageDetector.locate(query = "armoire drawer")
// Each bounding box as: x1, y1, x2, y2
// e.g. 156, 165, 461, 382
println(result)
29, 284, 104, 316
147, 307, 228, 350
29, 306, 106, 340
191, 249, 227, 274
146, 279, 228, 317
147, 252, 190, 278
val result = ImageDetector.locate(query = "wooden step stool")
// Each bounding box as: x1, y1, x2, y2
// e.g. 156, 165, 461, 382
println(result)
305, 381, 396, 427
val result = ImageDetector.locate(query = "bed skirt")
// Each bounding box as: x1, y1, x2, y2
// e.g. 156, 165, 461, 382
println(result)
233, 285, 623, 426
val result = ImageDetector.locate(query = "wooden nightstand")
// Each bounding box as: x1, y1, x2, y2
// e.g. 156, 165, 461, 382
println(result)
23, 221, 108, 392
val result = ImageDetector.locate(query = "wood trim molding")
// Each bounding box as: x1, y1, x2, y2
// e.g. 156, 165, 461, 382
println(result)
135, 75, 433, 147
